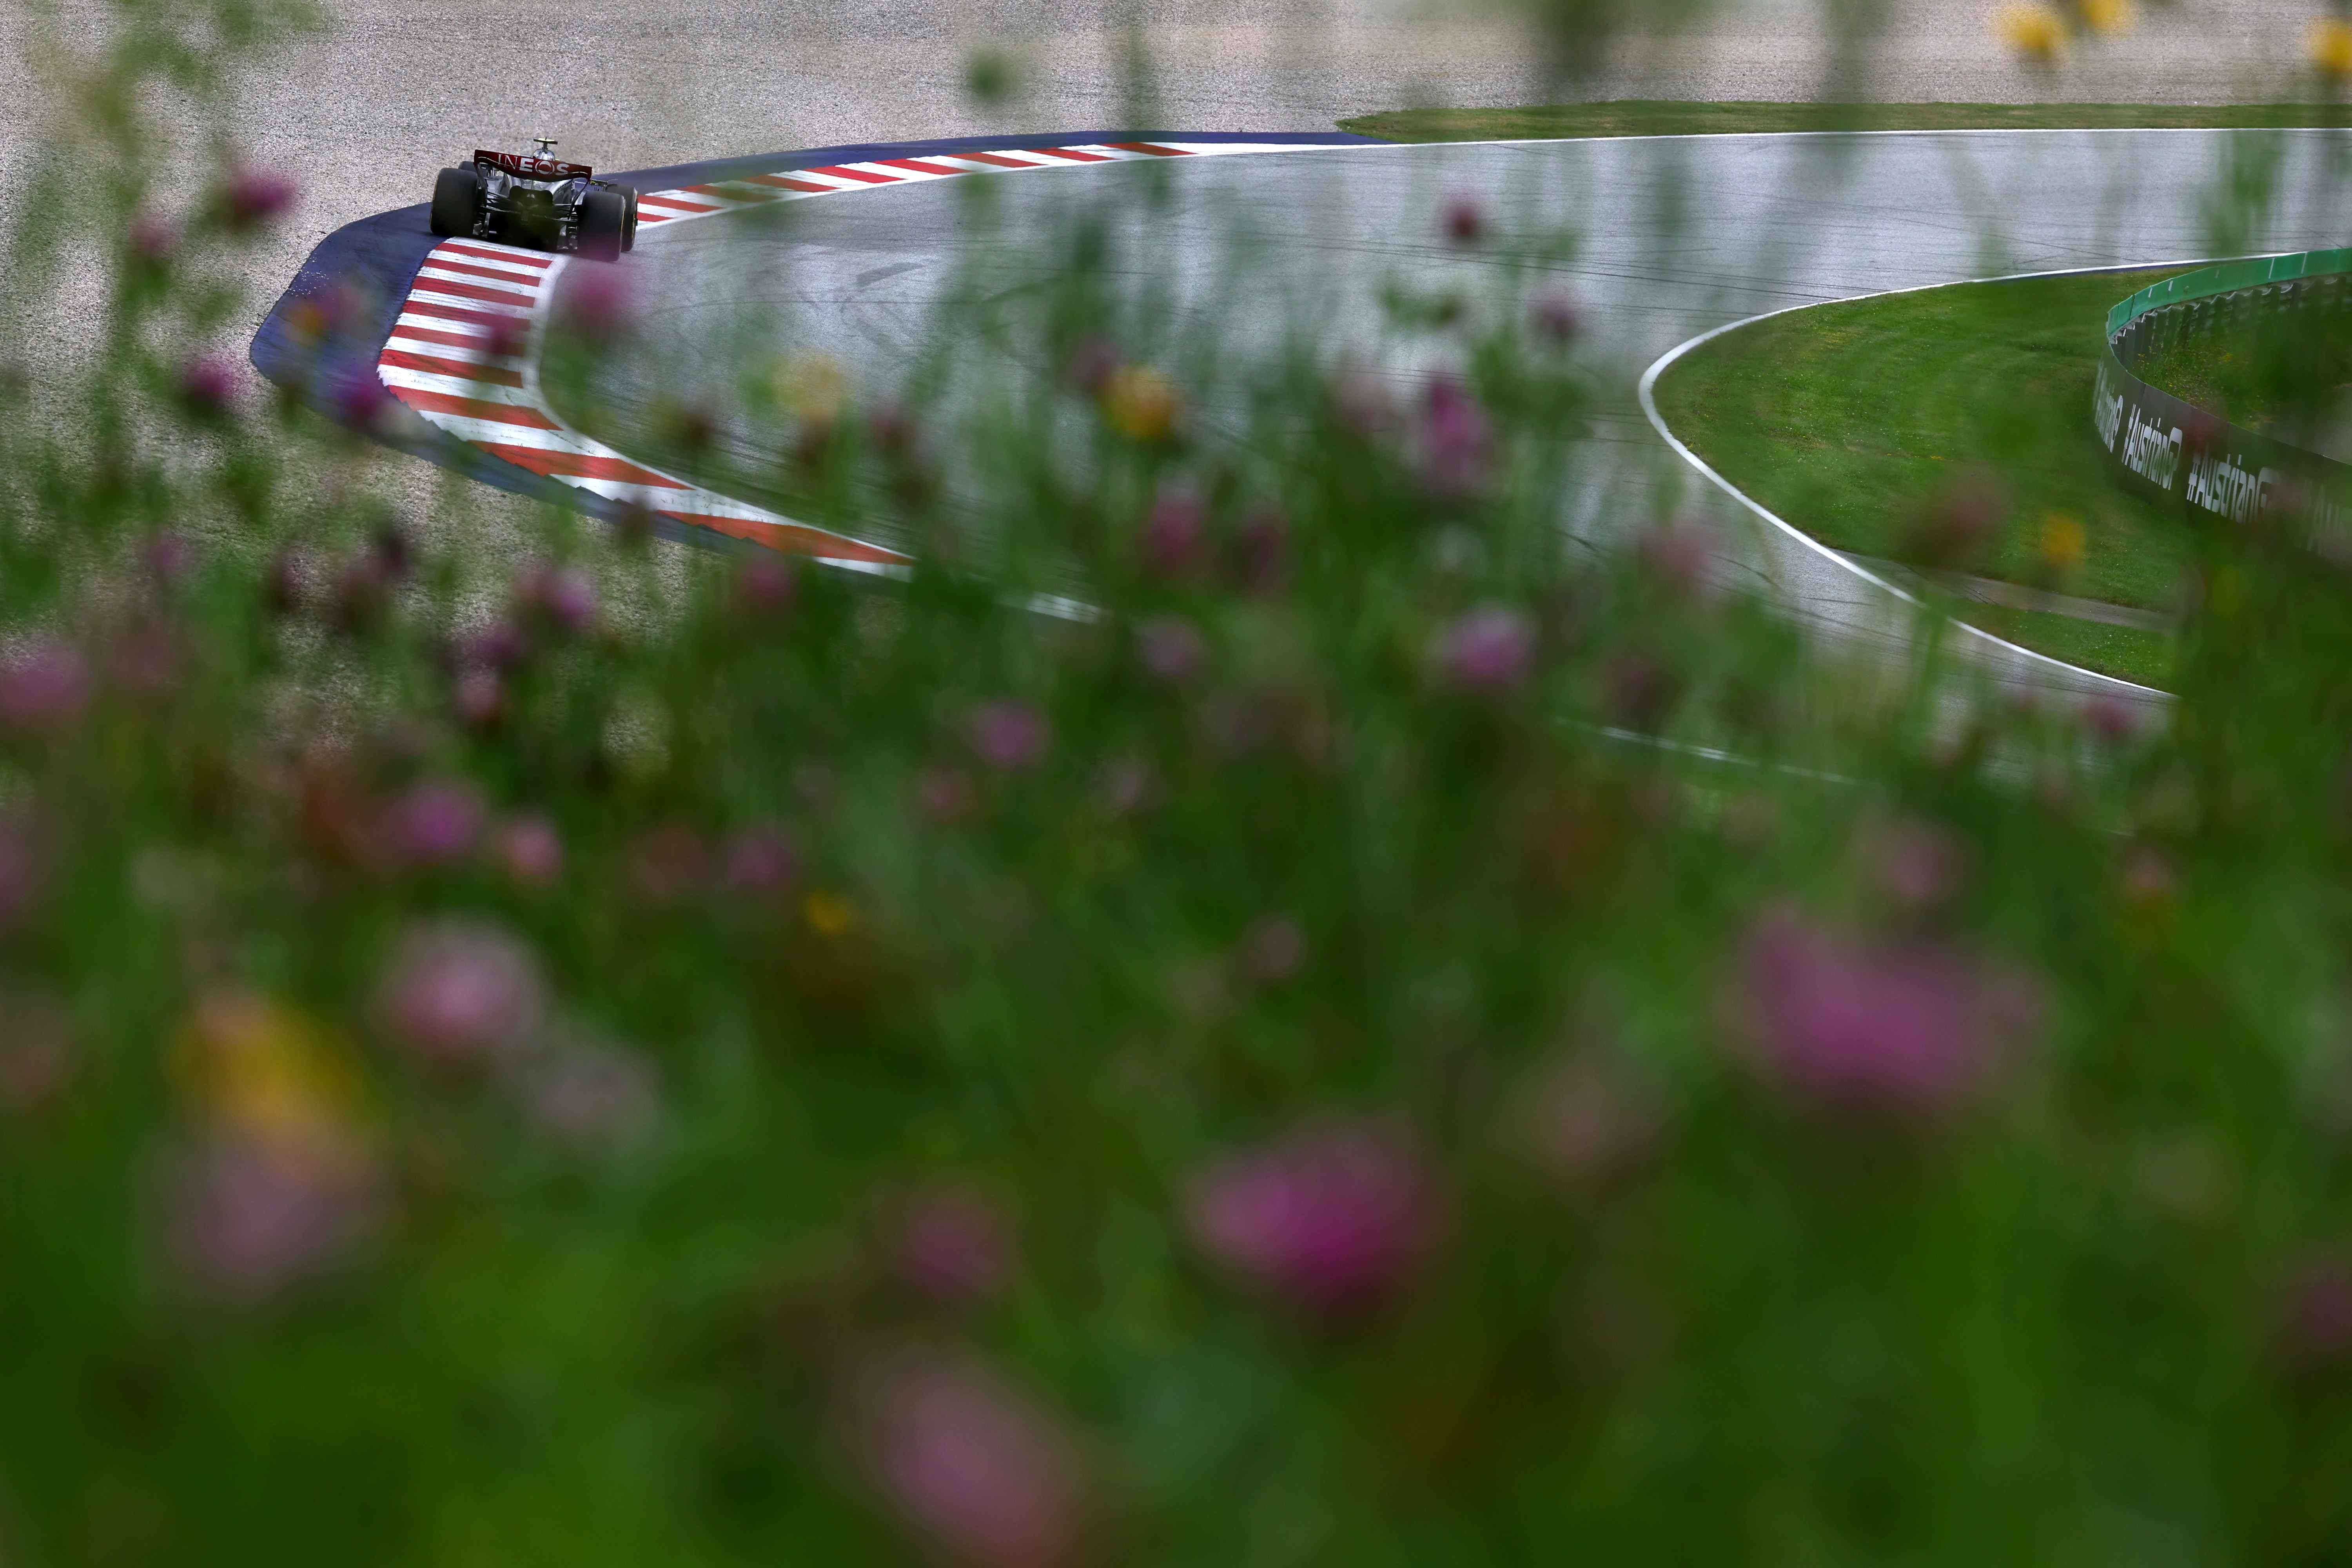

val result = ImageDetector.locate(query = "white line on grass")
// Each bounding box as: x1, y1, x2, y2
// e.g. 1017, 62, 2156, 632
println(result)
1630, 258, 2278, 702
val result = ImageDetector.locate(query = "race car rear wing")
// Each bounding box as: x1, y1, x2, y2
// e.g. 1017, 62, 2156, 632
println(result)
474, 149, 594, 180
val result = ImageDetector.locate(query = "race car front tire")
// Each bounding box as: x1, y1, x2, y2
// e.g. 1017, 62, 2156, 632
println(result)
580, 189, 626, 264
429, 166, 481, 239
622, 189, 639, 253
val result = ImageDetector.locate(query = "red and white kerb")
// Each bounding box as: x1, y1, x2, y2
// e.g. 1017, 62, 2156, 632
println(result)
372, 140, 1337, 566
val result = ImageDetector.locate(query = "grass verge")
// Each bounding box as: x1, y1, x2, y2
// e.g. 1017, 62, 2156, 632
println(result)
2135, 336, 2265, 424
1341, 102, 2352, 142
1960, 603, 2176, 686
1650, 269, 2199, 689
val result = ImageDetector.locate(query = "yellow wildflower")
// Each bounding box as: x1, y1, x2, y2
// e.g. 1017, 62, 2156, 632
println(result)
178, 990, 361, 1153
2039, 512, 2087, 573
777, 352, 849, 425
2078, 0, 2134, 35
1993, 2, 2069, 61
2313, 18, 2352, 79
285, 298, 330, 346
802, 889, 857, 937
1100, 365, 1182, 443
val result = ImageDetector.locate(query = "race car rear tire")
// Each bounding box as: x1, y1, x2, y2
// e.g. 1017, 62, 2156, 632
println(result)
429, 166, 480, 239
622, 189, 639, 253
580, 189, 626, 264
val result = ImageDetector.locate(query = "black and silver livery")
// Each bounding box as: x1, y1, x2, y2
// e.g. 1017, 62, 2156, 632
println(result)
428, 138, 639, 262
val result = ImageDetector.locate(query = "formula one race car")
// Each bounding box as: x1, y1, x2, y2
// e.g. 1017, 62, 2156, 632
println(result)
429, 138, 639, 262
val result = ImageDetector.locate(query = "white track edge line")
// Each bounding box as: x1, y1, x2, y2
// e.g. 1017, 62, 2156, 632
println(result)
468, 141, 1353, 599
1628, 258, 2268, 702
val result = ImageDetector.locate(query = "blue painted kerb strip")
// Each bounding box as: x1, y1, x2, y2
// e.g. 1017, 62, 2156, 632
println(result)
249, 131, 1377, 551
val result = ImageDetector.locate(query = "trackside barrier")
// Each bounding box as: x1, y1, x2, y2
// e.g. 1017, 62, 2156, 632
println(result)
2094, 249, 2352, 535
2105, 249, 2352, 339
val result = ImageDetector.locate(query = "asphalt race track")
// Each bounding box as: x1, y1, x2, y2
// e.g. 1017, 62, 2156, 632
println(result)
4, 0, 2327, 414
405, 126, 2350, 714
14, 0, 2343, 717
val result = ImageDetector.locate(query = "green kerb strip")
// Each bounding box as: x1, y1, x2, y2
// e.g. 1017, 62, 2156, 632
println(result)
2106, 249, 2352, 338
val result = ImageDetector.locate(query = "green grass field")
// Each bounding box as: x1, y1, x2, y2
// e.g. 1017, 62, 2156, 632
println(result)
2134, 336, 2266, 425
2134, 317, 2352, 442
1650, 270, 2200, 688
1342, 102, 2352, 142
1958, 602, 2175, 683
